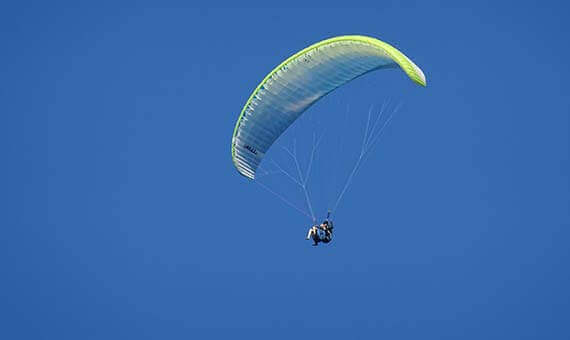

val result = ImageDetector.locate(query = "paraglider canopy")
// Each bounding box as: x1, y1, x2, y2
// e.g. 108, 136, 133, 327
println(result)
231, 35, 426, 179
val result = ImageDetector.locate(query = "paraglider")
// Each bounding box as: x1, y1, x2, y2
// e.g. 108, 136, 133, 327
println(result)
231, 35, 426, 245
306, 212, 334, 246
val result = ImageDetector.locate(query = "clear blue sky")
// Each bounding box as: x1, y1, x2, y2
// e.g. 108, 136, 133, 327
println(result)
2, 1, 569, 339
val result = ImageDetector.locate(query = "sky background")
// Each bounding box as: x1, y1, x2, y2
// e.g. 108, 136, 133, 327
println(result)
2, 1, 570, 339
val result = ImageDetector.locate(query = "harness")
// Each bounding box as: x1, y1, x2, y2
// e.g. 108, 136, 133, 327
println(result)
315, 220, 333, 243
